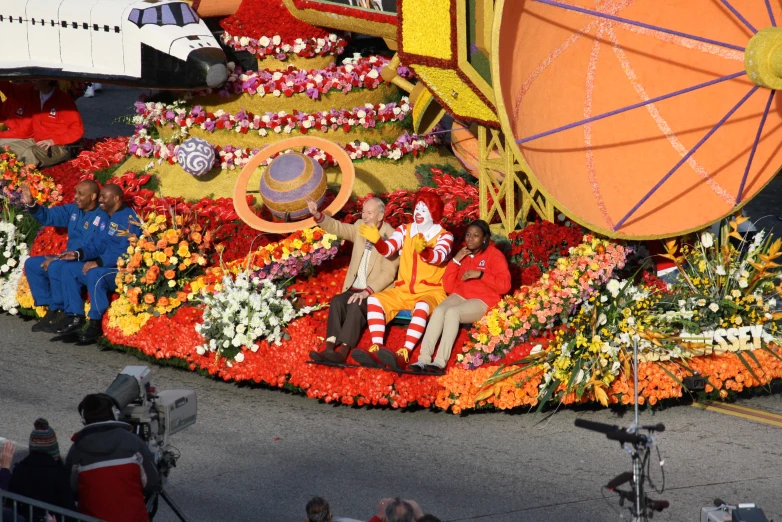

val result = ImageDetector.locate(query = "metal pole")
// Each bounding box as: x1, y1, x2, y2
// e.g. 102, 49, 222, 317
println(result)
633, 337, 642, 521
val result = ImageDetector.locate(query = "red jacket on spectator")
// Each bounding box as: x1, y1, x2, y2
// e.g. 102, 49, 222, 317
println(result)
0, 81, 35, 139
0, 81, 83, 145
443, 244, 511, 307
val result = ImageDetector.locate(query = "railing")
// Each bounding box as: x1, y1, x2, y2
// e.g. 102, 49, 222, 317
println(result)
1, 489, 104, 522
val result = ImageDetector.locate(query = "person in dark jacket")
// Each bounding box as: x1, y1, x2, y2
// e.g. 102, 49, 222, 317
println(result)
7, 419, 76, 522
22, 180, 105, 333
409, 220, 510, 375
57, 184, 141, 343
66, 394, 159, 522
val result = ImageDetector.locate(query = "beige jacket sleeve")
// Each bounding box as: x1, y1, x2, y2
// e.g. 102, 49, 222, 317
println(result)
315, 213, 358, 242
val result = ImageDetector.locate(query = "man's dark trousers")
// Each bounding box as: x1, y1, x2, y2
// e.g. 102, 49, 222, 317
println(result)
327, 290, 368, 349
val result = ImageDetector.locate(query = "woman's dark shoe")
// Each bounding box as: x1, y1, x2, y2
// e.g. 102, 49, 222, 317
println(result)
424, 364, 445, 376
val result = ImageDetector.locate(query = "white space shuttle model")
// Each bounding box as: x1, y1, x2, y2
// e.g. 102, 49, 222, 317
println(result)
0, 0, 228, 89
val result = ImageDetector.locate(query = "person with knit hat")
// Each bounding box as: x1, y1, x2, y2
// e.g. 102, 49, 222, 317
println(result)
7, 419, 75, 522
66, 393, 159, 522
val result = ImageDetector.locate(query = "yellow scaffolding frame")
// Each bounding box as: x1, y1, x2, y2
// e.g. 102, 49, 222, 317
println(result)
478, 125, 555, 235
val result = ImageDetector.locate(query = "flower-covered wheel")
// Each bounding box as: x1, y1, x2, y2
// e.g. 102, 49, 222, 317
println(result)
233, 136, 355, 233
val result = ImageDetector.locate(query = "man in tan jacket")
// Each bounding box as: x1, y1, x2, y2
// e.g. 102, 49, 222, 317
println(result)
306, 196, 399, 364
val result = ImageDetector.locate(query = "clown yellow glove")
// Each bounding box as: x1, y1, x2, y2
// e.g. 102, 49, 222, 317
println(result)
411, 233, 427, 254
358, 223, 381, 244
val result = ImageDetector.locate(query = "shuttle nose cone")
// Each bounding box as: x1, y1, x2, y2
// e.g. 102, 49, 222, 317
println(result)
186, 48, 228, 88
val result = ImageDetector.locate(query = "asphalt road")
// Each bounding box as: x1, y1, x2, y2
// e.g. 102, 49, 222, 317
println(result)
0, 85, 780, 522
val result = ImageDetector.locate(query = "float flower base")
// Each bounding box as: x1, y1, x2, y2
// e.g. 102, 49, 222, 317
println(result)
93, 256, 782, 414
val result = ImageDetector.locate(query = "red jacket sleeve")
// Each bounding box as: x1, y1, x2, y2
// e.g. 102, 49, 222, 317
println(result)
443, 258, 463, 294
481, 246, 511, 295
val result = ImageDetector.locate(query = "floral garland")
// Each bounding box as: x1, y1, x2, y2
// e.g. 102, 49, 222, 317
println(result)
458, 237, 628, 369
221, 32, 348, 61
128, 129, 442, 171
189, 227, 339, 296
132, 97, 413, 138
211, 55, 409, 99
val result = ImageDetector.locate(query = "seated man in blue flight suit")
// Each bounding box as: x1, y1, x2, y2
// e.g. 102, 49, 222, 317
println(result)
22, 180, 104, 333
57, 184, 141, 343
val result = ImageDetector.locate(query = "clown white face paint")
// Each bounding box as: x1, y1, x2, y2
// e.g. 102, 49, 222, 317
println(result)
413, 201, 434, 231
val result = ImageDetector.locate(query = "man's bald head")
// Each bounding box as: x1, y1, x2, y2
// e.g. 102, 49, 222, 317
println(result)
73, 180, 101, 210
76, 180, 100, 196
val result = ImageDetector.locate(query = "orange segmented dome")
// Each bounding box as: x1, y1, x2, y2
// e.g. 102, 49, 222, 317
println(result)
495, 0, 782, 238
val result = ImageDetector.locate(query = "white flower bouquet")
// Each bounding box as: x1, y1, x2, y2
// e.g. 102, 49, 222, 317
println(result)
195, 272, 318, 362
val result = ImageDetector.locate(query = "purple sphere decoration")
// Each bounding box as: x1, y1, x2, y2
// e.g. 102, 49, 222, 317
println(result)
177, 138, 215, 177
260, 152, 327, 220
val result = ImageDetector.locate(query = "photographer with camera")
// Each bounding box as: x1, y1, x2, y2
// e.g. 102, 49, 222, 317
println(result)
65, 393, 160, 522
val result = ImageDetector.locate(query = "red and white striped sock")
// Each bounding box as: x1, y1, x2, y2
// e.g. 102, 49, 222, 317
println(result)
404, 302, 430, 351
366, 297, 386, 346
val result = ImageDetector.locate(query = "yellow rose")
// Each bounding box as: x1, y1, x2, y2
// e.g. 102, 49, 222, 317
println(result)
153, 251, 167, 263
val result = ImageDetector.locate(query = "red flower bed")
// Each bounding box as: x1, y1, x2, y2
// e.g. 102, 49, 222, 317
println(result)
506, 220, 584, 290
30, 227, 69, 257
220, 0, 332, 42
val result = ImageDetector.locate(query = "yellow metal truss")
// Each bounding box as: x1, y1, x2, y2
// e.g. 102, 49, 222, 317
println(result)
478, 125, 555, 235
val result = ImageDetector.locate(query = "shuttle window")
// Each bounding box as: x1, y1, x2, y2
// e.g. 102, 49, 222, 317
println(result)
72, 22, 77, 28
128, 3, 200, 28
83, 23, 88, 29
128, 8, 141, 25
61, 21, 66, 27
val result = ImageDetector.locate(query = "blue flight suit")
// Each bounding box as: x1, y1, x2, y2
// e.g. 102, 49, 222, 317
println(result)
61, 205, 141, 320
24, 203, 106, 312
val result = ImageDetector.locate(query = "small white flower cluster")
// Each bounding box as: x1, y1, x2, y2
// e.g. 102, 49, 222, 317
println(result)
0, 220, 30, 314
195, 273, 316, 362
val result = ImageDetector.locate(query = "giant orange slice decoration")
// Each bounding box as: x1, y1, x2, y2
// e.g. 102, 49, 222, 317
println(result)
233, 137, 355, 234
494, 0, 782, 238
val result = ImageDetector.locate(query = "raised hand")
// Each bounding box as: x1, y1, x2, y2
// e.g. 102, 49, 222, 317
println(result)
304, 197, 321, 219
20, 183, 34, 206
358, 223, 381, 243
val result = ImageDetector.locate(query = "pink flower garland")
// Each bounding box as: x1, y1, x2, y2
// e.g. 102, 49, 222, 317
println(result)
458, 238, 628, 370
201, 55, 413, 100
132, 97, 413, 137
127, 129, 442, 170
221, 31, 348, 60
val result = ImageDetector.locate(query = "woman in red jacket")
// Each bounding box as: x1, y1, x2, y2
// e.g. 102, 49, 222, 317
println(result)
409, 220, 511, 375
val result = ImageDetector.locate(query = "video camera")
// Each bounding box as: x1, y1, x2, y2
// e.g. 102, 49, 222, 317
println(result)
103, 366, 197, 478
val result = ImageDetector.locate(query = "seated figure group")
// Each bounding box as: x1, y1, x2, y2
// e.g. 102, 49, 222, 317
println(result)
0, 80, 85, 168
309, 192, 511, 375
24, 182, 141, 343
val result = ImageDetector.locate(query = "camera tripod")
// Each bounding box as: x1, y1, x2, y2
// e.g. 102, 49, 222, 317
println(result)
149, 485, 188, 522
575, 338, 669, 521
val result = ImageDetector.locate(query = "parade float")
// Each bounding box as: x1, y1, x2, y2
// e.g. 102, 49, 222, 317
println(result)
1, 0, 782, 414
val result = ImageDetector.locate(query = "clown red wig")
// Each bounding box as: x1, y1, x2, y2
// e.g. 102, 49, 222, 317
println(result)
413, 192, 444, 224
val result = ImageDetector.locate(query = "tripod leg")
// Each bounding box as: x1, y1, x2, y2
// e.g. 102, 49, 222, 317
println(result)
160, 487, 189, 522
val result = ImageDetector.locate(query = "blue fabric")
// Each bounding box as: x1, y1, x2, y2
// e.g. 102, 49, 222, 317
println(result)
79, 206, 140, 268
61, 262, 117, 320
30, 204, 106, 251
24, 256, 69, 310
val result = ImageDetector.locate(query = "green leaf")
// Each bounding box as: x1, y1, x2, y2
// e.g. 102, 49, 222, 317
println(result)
565, 358, 583, 394
655, 362, 687, 390
736, 351, 766, 391
536, 378, 561, 413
